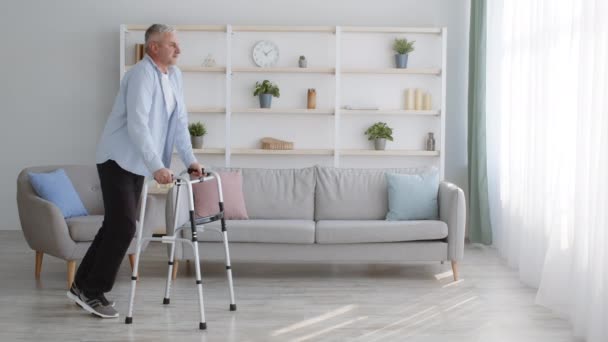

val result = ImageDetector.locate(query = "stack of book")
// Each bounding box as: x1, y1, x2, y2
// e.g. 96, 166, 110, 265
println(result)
260, 137, 294, 150
135, 44, 145, 62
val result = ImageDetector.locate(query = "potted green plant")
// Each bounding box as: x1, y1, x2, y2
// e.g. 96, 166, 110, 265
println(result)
393, 38, 415, 68
364, 122, 394, 150
254, 80, 280, 108
188, 121, 207, 149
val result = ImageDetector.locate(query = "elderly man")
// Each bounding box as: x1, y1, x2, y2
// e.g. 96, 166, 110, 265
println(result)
67, 24, 203, 318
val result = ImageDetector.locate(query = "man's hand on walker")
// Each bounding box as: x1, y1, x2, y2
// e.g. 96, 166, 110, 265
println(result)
188, 162, 204, 178
154, 168, 174, 184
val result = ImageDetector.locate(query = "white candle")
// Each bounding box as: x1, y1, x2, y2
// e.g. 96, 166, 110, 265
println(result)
423, 93, 432, 110
406, 89, 415, 110
415, 88, 423, 110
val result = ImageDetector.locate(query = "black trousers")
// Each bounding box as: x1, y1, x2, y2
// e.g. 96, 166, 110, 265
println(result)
75, 160, 144, 295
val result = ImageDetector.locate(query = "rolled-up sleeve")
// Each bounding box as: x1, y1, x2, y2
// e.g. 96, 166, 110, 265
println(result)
126, 68, 165, 174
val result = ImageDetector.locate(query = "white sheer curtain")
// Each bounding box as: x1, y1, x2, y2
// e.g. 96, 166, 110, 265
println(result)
486, 0, 608, 341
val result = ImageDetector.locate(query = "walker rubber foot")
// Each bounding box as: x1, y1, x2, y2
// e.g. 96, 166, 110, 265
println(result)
230, 304, 237, 311
200, 322, 207, 330
125, 316, 132, 324
163, 298, 170, 305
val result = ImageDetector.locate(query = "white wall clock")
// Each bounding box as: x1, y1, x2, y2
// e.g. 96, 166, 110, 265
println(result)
252, 40, 279, 67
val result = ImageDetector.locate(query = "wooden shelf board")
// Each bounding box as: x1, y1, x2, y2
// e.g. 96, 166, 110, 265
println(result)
232, 67, 335, 74
341, 109, 440, 116
339, 149, 440, 156
180, 66, 226, 72
126, 25, 226, 32
341, 26, 442, 34
232, 108, 334, 115
188, 107, 226, 113
191, 148, 225, 154
124, 65, 226, 73
232, 148, 334, 155
341, 68, 441, 75
232, 25, 335, 33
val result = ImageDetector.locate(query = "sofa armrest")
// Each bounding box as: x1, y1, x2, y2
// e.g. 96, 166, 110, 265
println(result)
439, 181, 466, 261
17, 193, 77, 260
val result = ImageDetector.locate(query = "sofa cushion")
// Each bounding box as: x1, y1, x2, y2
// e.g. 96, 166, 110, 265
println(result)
315, 220, 448, 244
66, 215, 104, 242
314, 166, 433, 220
181, 220, 315, 244
386, 169, 439, 220
28, 169, 89, 219
193, 171, 248, 220
240, 167, 315, 219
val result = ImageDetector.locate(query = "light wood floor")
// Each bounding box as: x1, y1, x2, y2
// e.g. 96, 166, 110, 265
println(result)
0, 231, 575, 342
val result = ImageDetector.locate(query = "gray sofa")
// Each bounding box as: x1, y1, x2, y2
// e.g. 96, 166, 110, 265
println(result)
166, 165, 466, 280
16, 165, 155, 288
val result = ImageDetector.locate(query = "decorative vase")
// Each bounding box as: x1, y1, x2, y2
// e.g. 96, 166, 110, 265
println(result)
307, 88, 316, 109
374, 138, 386, 150
395, 54, 409, 68
191, 135, 204, 149
299, 56, 307, 68
259, 94, 273, 108
426, 132, 436, 151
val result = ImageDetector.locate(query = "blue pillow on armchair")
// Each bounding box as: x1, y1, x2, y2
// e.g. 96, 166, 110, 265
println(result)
28, 168, 89, 218
385, 169, 439, 220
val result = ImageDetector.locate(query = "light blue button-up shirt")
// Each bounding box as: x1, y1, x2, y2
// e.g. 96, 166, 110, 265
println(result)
96, 55, 196, 177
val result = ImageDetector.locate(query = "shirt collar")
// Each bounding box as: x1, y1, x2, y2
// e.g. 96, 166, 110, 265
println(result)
143, 54, 175, 76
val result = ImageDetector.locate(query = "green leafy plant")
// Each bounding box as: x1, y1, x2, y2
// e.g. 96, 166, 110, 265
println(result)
365, 122, 394, 141
393, 38, 415, 55
188, 122, 207, 137
253, 80, 280, 98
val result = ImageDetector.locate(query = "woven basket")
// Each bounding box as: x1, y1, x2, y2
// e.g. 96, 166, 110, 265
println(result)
260, 137, 294, 150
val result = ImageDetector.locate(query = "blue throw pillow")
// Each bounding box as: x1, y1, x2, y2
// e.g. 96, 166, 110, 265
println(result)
28, 169, 89, 218
385, 169, 439, 220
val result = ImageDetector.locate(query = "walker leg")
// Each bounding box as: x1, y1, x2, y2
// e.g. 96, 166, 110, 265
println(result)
191, 223, 207, 329
163, 240, 177, 305
220, 210, 237, 311
163, 185, 182, 305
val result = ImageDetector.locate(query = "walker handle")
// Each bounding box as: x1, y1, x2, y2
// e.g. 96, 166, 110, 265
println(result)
187, 167, 208, 178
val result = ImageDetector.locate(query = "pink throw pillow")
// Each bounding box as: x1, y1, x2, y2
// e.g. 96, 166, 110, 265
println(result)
193, 171, 249, 220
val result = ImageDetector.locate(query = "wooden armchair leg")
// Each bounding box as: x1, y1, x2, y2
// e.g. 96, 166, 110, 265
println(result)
35, 251, 43, 280
67, 260, 76, 289
172, 260, 179, 280
451, 261, 459, 281
128, 254, 135, 271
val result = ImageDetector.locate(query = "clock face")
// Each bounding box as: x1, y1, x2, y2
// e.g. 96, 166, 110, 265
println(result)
252, 40, 279, 67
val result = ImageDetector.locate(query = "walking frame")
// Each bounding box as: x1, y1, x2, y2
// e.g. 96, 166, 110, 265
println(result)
125, 169, 237, 330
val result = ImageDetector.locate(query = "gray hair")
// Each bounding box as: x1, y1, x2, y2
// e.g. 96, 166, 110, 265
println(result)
144, 24, 176, 51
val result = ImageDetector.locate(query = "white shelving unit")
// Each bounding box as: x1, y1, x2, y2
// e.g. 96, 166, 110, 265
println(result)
120, 25, 446, 178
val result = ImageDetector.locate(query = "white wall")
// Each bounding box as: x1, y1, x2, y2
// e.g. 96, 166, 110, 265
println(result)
0, 0, 469, 230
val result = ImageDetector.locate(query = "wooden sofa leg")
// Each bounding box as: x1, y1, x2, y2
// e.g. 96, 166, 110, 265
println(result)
451, 261, 459, 281
172, 260, 179, 280
67, 260, 76, 289
35, 251, 43, 279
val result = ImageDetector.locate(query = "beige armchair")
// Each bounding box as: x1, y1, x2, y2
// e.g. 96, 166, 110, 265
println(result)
16, 165, 150, 289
